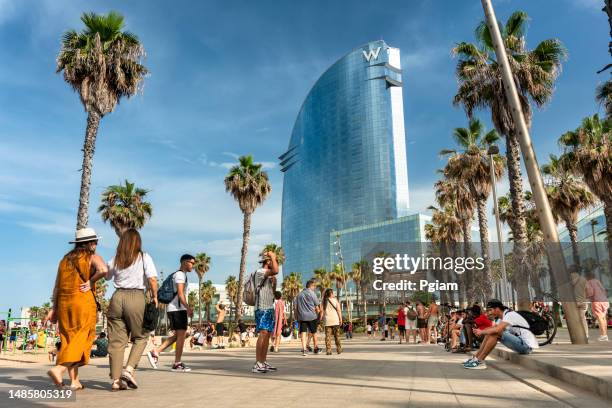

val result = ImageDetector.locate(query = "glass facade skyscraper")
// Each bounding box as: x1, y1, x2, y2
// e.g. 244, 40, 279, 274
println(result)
280, 40, 415, 277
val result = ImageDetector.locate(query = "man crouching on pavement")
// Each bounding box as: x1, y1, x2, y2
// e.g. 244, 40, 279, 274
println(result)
463, 299, 538, 370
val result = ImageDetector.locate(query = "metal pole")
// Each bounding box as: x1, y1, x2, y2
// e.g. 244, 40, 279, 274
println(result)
480, 0, 587, 344
488, 146, 509, 305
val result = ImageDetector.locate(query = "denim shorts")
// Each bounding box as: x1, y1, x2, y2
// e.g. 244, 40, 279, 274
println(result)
500, 330, 532, 354
255, 308, 275, 333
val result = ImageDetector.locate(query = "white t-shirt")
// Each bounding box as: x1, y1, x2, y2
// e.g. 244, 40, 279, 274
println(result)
502, 310, 539, 350
107, 252, 158, 289
167, 271, 188, 312
366, 324, 372, 331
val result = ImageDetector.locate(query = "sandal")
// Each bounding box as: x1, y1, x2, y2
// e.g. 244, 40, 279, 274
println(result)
46, 369, 64, 389
111, 379, 128, 392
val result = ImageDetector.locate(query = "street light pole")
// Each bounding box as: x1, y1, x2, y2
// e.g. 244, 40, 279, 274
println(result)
334, 232, 352, 322
488, 145, 509, 305
480, 0, 587, 343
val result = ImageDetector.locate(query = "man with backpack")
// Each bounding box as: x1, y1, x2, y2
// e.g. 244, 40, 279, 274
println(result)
147, 254, 195, 372
464, 299, 539, 370
250, 251, 279, 373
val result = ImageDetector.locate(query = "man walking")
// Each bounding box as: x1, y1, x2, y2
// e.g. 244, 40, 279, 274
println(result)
252, 251, 279, 373
428, 297, 439, 344
147, 254, 195, 372
295, 279, 321, 356
215, 303, 227, 349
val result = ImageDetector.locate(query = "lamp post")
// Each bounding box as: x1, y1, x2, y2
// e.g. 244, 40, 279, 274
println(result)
333, 232, 352, 322
488, 145, 509, 305
480, 0, 587, 343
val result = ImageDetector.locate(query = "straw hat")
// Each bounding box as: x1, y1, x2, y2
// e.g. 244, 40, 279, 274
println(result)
69, 227, 101, 244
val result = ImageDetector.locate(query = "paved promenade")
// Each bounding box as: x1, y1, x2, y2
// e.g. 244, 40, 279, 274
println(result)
0, 336, 609, 408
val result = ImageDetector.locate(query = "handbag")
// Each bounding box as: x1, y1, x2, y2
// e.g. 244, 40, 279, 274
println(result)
143, 301, 159, 332
141, 252, 159, 332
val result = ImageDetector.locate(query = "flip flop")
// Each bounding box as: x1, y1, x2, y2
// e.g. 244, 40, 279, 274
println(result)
70, 384, 85, 391
46, 369, 64, 389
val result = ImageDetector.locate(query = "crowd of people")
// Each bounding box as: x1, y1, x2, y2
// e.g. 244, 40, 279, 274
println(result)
39, 226, 611, 389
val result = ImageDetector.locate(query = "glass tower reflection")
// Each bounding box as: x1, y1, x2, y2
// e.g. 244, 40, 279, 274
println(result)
280, 40, 410, 278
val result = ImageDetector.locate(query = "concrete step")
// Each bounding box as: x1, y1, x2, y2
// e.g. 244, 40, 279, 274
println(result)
492, 346, 612, 401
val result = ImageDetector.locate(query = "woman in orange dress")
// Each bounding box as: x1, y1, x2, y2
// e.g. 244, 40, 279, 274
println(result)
46, 228, 108, 389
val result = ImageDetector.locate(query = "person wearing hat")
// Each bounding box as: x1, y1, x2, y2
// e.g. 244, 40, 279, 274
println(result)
45, 228, 108, 389
463, 299, 539, 370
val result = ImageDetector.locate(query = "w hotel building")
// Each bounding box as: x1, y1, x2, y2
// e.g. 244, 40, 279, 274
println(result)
280, 40, 429, 279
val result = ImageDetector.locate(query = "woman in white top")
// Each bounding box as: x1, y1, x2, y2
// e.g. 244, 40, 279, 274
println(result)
321, 289, 343, 355
106, 229, 158, 391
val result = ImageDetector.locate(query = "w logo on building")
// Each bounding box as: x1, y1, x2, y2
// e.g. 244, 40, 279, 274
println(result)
362, 47, 382, 62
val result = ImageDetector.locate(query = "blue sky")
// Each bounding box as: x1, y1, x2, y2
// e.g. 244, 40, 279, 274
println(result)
0, 0, 607, 313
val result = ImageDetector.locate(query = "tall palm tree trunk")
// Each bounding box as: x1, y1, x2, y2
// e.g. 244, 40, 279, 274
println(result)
565, 219, 581, 267
235, 211, 252, 320
461, 218, 472, 306
76, 111, 101, 229
198, 278, 203, 327
476, 198, 493, 301
506, 132, 530, 310
604, 201, 612, 276
356, 283, 361, 318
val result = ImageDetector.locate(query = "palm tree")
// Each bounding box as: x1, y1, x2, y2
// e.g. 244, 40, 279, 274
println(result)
453, 10, 566, 308
559, 114, 612, 273
434, 176, 475, 259
350, 262, 363, 318
281, 272, 303, 325
260, 243, 286, 265
313, 268, 332, 298
224, 155, 271, 320
426, 206, 463, 304
187, 291, 198, 326
225, 275, 239, 338
57, 11, 147, 229
542, 154, 596, 266
200, 280, 216, 322
98, 180, 152, 237
596, 80, 612, 118
357, 259, 373, 326
442, 119, 505, 300
194, 253, 211, 327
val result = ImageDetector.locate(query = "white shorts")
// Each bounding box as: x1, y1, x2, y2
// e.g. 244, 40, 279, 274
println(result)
405, 319, 416, 330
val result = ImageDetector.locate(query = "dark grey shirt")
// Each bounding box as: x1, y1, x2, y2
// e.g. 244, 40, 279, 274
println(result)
295, 288, 320, 321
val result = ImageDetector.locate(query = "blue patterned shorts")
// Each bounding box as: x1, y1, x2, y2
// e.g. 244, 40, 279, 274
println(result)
255, 308, 275, 333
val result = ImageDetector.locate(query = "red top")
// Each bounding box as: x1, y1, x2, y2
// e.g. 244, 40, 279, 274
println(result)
397, 308, 406, 326
474, 314, 493, 329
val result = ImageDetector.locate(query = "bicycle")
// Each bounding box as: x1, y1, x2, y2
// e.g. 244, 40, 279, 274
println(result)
531, 292, 559, 346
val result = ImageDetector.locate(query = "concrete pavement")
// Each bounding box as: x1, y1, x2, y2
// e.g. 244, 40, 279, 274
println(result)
0, 338, 609, 408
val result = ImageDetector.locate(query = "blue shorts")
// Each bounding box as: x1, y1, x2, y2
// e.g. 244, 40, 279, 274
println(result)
500, 330, 532, 354
255, 308, 275, 333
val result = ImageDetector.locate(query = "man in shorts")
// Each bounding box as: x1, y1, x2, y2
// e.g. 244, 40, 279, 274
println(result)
215, 303, 227, 349
252, 251, 279, 373
147, 254, 195, 372
428, 297, 439, 344
464, 299, 539, 370
294, 279, 321, 356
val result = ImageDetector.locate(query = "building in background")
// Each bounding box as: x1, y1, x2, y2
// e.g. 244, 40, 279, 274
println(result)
281, 40, 425, 278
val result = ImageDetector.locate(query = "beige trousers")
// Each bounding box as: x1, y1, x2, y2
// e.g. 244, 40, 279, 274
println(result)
107, 289, 147, 380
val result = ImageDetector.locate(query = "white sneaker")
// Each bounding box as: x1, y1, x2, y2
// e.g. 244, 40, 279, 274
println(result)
146, 351, 159, 369
252, 362, 268, 373
598, 335, 609, 341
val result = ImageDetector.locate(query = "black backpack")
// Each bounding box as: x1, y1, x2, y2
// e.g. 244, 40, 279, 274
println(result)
514, 310, 548, 335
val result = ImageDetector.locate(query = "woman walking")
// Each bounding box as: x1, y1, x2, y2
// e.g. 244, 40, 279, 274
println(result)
46, 228, 108, 389
106, 229, 158, 391
271, 291, 287, 352
321, 289, 343, 355
586, 270, 609, 341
